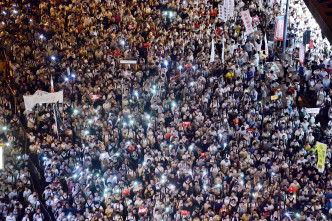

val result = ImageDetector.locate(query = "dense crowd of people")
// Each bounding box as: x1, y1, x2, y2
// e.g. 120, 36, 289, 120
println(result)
0, 0, 332, 220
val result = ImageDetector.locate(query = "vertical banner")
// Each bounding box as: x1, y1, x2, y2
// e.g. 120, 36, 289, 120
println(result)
264, 33, 269, 58
218, 4, 223, 19
53, 101, 66, 137
224, 0, 234, 18
299, 44, 305, 65
241, 10, 254, 34
0, 146, 3, 170
222, 38, 225, 63
210, 38, 215, 63
258, 0, 263, 9
274, 16, 285, 41
316, 142, 327, 173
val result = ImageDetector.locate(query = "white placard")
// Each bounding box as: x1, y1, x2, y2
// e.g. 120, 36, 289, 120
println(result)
241, 10, 254, 34
120, 60, 137, 64
306, 108, 320, 114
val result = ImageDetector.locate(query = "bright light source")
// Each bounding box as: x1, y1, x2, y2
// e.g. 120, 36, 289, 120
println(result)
29, 19, 32, 22
285, 212, 289, 217
71, 74, 76, 78
129, 120, 134, 125
121, 40, 125, 45
5, 142, 10, 147
2, 11, 6, 15
164, 60, 168, 66
171, 102, 176, 107
178, 65, 183, 70
73, 109, 79, 114
223, 143, 227, 147
134, 91, 139, 97
12, 10, 18, 14
84, 130, 89, 135
39, 34, 44, 39
88, 120, 93, 124
146, 114, 151, 120
51, 56, 56, 61
1, 22, 4, 25
258, 183, 262, 189
190, 82, 194, 86
296, 213, 300, 217
2, 126, 7, 131
193, 65, 196, 70
64, 77, 69, 81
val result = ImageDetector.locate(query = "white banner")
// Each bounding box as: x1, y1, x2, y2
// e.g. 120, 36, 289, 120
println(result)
306, 108, 320, 114
299, 44, 305, 64
264, 33, 269, 58
120, 60, 137, 64
218, 4, 223, 19
241, 10, 254, 34
24, 90, 63, 110
210, 38, 215, 63
224, 0, 234, 18
274, 16, 284, 41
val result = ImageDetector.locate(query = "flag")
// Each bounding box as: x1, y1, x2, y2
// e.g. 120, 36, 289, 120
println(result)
201, 152, 208, 158
287, 186, 297, 193
181, 210, 189, 217
264, 33, 269, 58
50, 75, 54, 93
209, 38, 215, 63
91, 95, 100, 100
122, 189, 130, 195
316, 142, 327, 172
183, 122, 191, 128
53, 101, 65, 137
138, 208, 147, 214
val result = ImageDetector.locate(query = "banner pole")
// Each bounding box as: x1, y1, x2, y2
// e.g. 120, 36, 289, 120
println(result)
282, 0, 290, 55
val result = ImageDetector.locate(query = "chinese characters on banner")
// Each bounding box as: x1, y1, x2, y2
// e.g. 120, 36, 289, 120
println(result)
241, 10, 254, 34
299, 44, 305, 64
224, 0, 234, 18
316, 142, 327, 173
274, 16, 285, 41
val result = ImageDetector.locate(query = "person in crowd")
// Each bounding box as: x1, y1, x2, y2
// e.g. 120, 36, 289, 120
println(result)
0, 0, 331, 220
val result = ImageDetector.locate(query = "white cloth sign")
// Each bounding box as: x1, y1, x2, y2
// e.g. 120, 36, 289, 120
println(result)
210, 38, 215, 63
264, 33, 269, 58
241, 10, 254, 34
218, 4, 223, 19
274, 16, 284, 41
299, 44, 305, 64
24, 90, 63, 110
306, 108, 320, 114
224, 0, 234, 18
